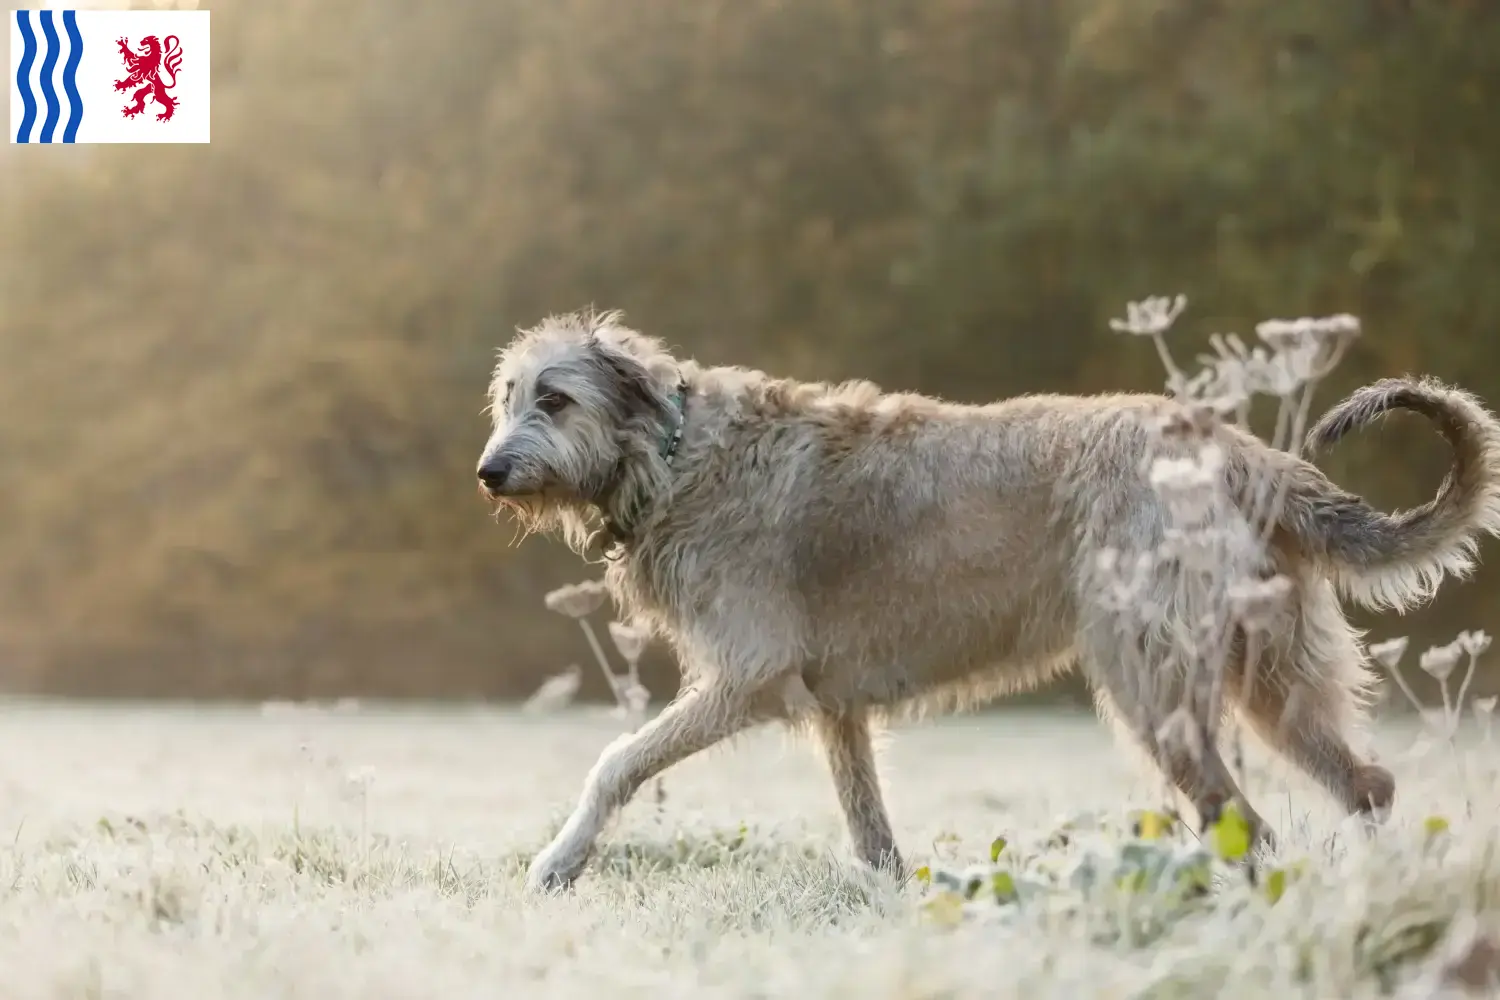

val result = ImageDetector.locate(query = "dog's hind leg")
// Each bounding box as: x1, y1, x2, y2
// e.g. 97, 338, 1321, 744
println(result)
1084, 624, 1274, 850
1233, 672, 1394, 822
1227, 598, 1394, 822
526, 679, 760, 893
812, 709, 903, 875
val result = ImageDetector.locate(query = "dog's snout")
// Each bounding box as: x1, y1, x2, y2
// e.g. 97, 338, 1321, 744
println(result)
477, 455, 513, 491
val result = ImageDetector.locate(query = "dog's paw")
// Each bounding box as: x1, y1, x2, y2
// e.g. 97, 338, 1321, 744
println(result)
524, 866, 576, 895
524, 845, 586, 894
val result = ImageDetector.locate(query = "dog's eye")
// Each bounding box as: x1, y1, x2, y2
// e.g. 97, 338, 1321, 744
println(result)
537, 392, 570, 415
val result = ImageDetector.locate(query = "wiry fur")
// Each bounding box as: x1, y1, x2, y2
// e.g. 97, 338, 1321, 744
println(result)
475, 312, 1500, 893
1293, 376, 1500, 611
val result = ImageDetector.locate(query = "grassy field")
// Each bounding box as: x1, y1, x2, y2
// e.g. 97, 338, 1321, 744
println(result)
0, 701, 1494, 999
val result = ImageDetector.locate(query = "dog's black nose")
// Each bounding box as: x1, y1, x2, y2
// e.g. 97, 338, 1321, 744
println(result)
477, 456, 512, 491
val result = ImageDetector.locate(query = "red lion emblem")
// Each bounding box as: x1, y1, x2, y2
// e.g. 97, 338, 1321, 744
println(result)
113, 34, 184, 122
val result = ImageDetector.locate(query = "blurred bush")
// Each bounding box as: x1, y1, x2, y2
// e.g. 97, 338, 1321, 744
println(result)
1, 0, 1497, 700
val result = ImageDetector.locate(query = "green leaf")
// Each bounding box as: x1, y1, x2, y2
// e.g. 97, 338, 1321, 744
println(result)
1265, 867, 1288, 904
921, 889, 965, 927
1171, 852, 1213, 898
990, 870, 1017, 902
1132, 809, 1175, 841
1423, 815, 1450, 838
989, 836, 1008, 862
1209, 802, 1252, 861
913, 865, 932, 885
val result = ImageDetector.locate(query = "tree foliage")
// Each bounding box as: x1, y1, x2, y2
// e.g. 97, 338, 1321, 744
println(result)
2, 0, 1497, 699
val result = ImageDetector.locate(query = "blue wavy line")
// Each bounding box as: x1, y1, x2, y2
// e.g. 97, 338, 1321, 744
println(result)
61, 10, 82, 143
14, 11, 37, 143
37, 10, 60, 142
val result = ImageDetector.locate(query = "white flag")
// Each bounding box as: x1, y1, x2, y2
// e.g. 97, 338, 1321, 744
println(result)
10, 7, 209, 143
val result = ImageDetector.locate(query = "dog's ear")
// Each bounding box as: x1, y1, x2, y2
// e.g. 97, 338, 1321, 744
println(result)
586, 336, 673, 425
582, 335, 672, 422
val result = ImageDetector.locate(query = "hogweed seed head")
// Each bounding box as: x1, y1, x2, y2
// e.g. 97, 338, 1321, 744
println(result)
1227, 575, 1293, 632
1458, 630, 1492, 658
1254, 314, 1361, 348
1261, 347, 1319, 396
1109, 295, 1188, 337
1156, 707, 1204, 764
607, 621, 650, 665
1367, 637, 1409, 671
1420, 640, 1464, 683
1153, 403, 1222, 441
1148, 444, 1226, 526
1184, 356, 1251, 418
622, 681, 651, 716
544, 580, 609, 618
1156, 527, 1236, 574
1090, 547, 1161, 616
523, 665, 582, 714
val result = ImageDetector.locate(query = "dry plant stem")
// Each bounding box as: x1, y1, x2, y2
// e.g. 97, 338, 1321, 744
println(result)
1454, 652, 1480, 723
1149, 315, 1335, 794
1217, 380, 1320, 750
1152, 334, 1239, 748
1255, 381, 1321, 546
1385, 660, 1429, 715
1250, 334, 1354, 546
1233, 627, 1266, 757
576, 619, 626, 706
1149, 331, 1190, 397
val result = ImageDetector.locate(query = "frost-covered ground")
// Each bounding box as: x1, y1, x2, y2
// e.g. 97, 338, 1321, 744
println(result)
0, 700, 1494, 999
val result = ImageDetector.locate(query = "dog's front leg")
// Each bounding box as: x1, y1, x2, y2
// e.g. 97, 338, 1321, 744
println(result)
526, 680, 758, 893
812, 709, 904, 875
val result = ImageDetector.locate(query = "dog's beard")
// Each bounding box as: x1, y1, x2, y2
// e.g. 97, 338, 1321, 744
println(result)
486, 489, 543, 527
483, 485, 591, 546
477, 444, 621, 553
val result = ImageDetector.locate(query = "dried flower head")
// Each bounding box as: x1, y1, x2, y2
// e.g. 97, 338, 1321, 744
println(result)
1155, 707, 1205, 765
1458, 630, 1493, 658
607, 621, 649, 665
1227, 575, 1293, 632
1180, 356, 1249, 419
622, 681, 651, 716
523, 664, 582, 714
1148, 444, 1226, 527
1109, 295, 1188, 337
1153, 403, 1222, 441
544, 580, 609, 618
1473, 696, 1497, 720
1367, 637, 1410, 671
1420, 640, 1464, 683
1254, 314, 1361, 349
1090, 547, 1158, 616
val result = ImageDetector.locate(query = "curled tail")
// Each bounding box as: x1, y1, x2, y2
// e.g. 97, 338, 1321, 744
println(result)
1277, 376, 1500, 611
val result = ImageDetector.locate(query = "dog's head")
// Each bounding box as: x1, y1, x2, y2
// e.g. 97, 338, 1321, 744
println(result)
477, 310, 681, 546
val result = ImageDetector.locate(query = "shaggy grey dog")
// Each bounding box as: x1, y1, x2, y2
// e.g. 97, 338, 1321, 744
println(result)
476, 310, 1500, 893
